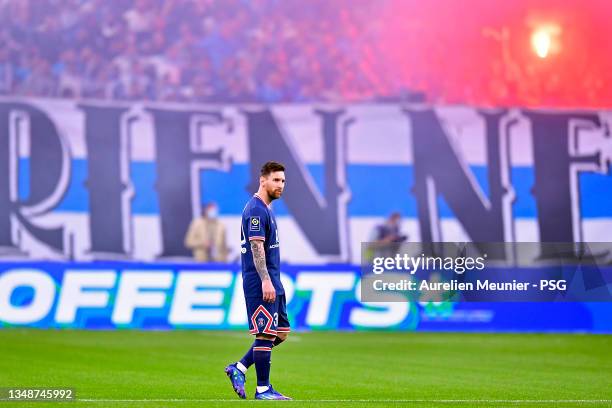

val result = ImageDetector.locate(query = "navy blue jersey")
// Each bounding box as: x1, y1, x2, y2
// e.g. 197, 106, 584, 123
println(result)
241, 194, 283, 298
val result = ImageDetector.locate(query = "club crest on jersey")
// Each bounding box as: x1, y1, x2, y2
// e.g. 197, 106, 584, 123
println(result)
257, 317, 265, 327
250, 216, 261, 231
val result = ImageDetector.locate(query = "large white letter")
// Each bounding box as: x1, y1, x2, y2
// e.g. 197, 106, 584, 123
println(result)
55, 270, 117, 324
349, 281, 410, 327
112, 271, 173, 324
169, 271, 232, 325
227, 273, 247, 325
0, 269, 55, 324
296, 272, 354, 326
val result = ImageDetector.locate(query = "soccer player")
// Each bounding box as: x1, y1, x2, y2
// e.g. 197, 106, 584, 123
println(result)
225, 161, 291, 400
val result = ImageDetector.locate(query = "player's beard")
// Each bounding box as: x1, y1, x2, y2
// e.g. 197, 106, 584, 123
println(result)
267, 187, 283, 201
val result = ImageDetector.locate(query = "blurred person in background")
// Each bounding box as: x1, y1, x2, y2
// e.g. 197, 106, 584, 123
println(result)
373, 211, 407, 244
184, 202, 228, 262
369, 211, 408, 259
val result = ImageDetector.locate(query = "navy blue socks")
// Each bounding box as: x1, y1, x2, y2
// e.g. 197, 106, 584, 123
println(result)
253, 339, 273, 387
238, 336, 286, 374
238, 342, 255, 372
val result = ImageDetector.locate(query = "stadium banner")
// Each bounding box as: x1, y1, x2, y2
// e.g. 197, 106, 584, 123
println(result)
0, 98, 611, 264
1, 262, 611, 333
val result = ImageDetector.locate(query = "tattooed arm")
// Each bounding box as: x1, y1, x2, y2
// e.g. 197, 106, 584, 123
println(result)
251, 240, 276, 302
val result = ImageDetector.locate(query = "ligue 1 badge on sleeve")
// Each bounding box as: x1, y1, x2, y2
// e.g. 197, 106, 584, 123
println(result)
250, 216, 261, 232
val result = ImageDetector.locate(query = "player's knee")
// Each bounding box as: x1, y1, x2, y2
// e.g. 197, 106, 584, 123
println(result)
255, 334, 275, 341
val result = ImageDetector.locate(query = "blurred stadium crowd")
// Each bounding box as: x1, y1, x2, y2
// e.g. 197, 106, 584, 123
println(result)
0, 0, 405, 103
0, 0, 609, 107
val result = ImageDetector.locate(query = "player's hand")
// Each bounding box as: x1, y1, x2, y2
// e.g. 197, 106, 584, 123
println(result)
262, 279, 276, 303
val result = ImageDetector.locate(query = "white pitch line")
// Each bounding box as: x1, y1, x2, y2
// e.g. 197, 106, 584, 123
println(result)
76, 399, 612, 404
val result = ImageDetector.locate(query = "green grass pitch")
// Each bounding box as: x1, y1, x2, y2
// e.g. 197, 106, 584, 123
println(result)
0, 329, 610, 407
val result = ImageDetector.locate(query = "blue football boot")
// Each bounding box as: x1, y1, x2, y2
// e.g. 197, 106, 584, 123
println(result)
224, 363, 246, 399
254, 384, 292, 400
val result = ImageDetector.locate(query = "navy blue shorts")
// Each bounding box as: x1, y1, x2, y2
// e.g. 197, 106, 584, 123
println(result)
246, 294, 290, 336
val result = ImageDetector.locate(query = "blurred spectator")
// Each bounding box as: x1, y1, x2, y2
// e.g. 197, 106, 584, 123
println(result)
123, 0, 155, 37
21, 56, 56, 96
184, 202, 229, 262
372, 212, 407, 244
369, 212, 408, 259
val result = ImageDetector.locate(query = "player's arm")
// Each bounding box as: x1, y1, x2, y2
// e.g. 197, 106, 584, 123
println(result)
250, 240, 276, 303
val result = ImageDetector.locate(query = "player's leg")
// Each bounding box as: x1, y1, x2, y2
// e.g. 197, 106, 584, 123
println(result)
253, 332, 275, 394
273, 294, 290, 348
250, 297, 291, 400
250, 298, 277, 394
235, 295, 278, 372
274, 331, 288, 346
238, 293, 289, 365
224, 296, 270, 399
236, 341, 256, 373
226, 296, 290, 400
235, 304, 285, 369
241, 297, 286, 374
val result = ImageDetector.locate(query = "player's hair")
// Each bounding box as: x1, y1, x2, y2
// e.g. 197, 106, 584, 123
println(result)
260, 161, 285, 176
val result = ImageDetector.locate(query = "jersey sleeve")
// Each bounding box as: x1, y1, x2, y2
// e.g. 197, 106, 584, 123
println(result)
245, 206, 268, 242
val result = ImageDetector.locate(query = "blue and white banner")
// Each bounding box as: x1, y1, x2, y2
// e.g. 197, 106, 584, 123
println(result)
0, 99, 611, 263
1, 262, 611, 333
